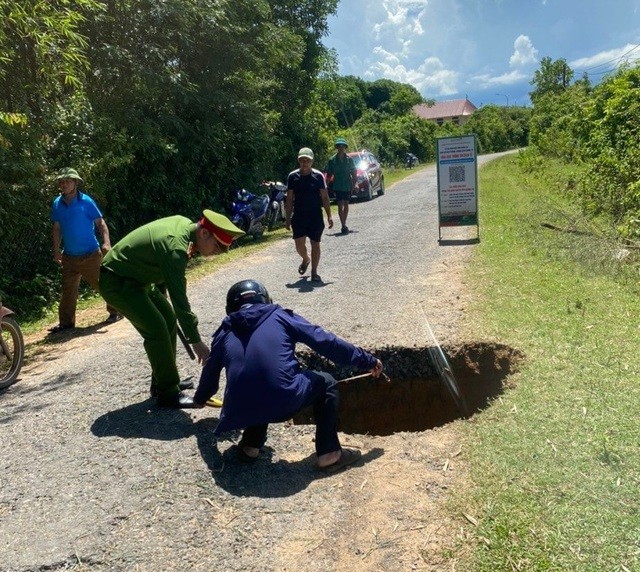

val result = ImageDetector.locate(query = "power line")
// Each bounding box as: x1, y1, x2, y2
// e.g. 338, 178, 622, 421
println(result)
582, 56, 640, 78
574, 43, 640, 74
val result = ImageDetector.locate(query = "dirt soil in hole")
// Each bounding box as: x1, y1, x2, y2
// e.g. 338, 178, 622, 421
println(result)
1, 156, 515, 571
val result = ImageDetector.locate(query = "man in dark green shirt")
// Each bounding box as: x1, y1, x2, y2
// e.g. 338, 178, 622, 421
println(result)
324, 137, 356, 234
99, 210, 244, 408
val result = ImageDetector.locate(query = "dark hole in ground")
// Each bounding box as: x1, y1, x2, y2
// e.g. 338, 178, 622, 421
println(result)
292, 342, 525, 436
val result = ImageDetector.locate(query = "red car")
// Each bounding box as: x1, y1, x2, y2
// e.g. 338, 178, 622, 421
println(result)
326, 150, 385, 201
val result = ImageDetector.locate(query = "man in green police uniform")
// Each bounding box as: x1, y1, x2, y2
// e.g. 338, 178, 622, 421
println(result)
99, 210, 244, 408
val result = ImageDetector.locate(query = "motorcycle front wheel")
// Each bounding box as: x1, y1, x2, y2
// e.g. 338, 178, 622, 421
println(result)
0, 316, 25, 390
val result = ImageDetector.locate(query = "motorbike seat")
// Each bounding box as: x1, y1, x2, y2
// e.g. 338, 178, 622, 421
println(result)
250, 195, 269, 216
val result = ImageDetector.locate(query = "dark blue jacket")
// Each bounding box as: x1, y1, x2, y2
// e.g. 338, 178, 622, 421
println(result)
194, 303, 377, 433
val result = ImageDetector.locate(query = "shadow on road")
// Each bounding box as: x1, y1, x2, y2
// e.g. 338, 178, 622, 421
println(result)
202, 442, 384, 499
438, 238, 480, 246
285, 277, 332, 293
91, 401, 384, 498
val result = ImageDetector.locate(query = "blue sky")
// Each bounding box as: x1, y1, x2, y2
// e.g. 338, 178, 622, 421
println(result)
323, 0, 640, 108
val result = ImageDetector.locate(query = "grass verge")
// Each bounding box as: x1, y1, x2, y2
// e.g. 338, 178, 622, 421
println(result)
453, 154, 639, 571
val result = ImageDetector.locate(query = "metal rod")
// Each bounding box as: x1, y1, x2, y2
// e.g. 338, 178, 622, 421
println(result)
177, 325, 196, 360
338, 371, 390, 384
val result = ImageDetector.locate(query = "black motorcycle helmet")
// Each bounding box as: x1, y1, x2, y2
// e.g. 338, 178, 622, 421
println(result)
226, 280, 272, 314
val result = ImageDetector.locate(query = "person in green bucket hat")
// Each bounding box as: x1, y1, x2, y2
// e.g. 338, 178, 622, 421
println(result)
324, 137, 356, 234
49, 167, 122, 334
99, 210, 245, 408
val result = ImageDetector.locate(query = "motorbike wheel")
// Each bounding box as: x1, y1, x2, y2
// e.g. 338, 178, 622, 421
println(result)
0, 316, 24, 390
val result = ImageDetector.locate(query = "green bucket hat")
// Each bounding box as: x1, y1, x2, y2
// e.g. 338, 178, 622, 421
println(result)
55, 167, 84, 185
335, 137, 348, 148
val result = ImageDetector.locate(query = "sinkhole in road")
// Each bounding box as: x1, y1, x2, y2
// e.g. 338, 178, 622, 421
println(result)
292, 342, 525, 436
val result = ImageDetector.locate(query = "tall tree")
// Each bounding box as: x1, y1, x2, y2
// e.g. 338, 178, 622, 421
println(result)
529, 56, 574, 103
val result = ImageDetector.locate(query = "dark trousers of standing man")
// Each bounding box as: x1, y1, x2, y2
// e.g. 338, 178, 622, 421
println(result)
99, 268, 181, 399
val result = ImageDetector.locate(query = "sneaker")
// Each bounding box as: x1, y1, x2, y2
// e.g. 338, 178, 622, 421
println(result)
48, 323, 75, 334
105, 313, 123, 324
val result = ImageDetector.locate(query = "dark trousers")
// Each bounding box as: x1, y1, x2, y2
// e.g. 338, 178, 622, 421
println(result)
240, 371, 341, 456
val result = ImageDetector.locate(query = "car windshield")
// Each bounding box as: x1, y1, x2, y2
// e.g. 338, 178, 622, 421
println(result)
349, 153, 369, 171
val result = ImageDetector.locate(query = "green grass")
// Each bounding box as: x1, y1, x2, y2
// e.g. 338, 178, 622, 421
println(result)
454, 155, 640, 571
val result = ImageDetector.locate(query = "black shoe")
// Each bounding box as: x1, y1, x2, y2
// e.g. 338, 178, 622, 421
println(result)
105, 313, 123, 324
156, 391, 197, 409
150, 379, 194, 397
48, 323, 75, 334
341, 226, 349, 234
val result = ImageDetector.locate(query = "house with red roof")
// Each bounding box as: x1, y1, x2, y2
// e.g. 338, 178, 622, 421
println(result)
412, 98, 477, 126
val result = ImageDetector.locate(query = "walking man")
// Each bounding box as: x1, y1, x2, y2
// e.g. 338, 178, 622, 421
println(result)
285, 147, 333, 282
99, 210, 244, 408
49, 167, 121, 334
324, 137, 356, 234
193, 279, 384, 471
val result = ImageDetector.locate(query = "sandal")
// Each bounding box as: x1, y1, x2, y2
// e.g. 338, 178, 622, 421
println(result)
298, 259, 310, 275
311, 273, 322, 283
318, 447, 361, 473
233, 443, 260, 463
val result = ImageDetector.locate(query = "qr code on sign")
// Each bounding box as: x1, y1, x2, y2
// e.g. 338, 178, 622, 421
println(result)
449, 165, 465, 183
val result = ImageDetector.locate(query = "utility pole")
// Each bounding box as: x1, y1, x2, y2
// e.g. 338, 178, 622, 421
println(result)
495, 93, 509, 106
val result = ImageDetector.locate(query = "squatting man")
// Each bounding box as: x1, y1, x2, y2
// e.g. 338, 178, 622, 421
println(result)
192, 279, 384, 472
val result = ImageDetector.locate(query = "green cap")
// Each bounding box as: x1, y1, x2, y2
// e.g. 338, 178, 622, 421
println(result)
200, 209, 245, 250
55, 167, 83, 185
335, 137, 348, 148
298, 147, 314, 160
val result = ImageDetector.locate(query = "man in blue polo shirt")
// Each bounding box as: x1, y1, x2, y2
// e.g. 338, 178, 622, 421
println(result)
50, 167, 120, 334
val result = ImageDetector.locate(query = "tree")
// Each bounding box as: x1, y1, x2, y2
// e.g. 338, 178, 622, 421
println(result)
529, 57, 574, 103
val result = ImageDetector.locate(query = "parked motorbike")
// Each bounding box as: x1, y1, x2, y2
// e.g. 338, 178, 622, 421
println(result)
230, 188, 270, 240
0, 297, 24, 390
405, 152, 418, 169
261, 180, 287, 231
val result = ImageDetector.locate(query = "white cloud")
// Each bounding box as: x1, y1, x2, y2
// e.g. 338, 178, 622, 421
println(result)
570, 43, 640, 70
372, 46, 402, 66
365, 55, 459, 96
372, 0, 429, 43
509, 35, 538, 68
470, 69, 529, 89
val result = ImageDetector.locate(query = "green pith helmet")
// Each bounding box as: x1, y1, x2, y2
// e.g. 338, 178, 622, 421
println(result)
55, 167, 84, 185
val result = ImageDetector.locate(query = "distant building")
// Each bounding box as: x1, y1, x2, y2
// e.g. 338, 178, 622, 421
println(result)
412, 98, 478, 126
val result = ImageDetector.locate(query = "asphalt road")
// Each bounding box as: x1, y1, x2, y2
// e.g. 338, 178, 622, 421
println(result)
0, 152, 509, 571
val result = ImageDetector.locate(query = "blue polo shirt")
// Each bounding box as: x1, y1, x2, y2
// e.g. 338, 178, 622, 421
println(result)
50, 191, 103, 256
